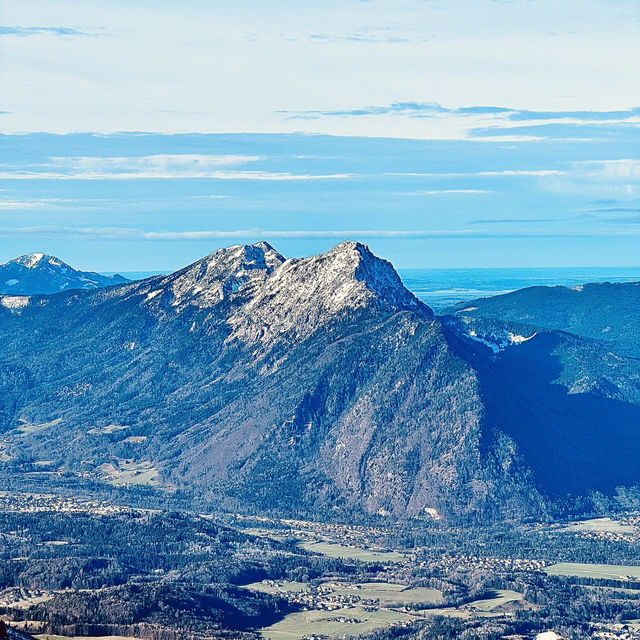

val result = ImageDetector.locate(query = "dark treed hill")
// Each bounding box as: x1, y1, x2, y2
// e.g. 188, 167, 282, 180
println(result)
445, 281, 640, 358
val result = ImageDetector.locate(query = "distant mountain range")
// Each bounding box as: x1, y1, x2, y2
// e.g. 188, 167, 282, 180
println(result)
0, 253, 129, 295
1, 243, 639, 523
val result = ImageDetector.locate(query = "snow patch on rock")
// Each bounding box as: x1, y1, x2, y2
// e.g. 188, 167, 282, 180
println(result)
465, 327, 537, 353
1, 295, 30, 310
21, 253, 45, 268
508, 331, 537, 344
145, 290, 162, 301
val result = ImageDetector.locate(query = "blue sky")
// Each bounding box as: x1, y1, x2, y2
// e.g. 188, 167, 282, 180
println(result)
0, 0, 639, 269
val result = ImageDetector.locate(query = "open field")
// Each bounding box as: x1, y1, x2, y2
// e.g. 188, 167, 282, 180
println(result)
258, 606, 415, 640
560, 517, 636, 534
244, 581, 310, 595
98, 459, 159, 486
324, 581, 443, 606
257, 588, 524, 638
88, 424, 129, 435
465, 590, 524, 612
16, 418, 62, 434
546, 563, 640, 581
237, 527, 301, 541
299, 541, 406, 563
245, 579, 443, 605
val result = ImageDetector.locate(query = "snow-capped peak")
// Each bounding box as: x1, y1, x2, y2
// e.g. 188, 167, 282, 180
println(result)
0, 253, 129, 295
7, 253, 69, 270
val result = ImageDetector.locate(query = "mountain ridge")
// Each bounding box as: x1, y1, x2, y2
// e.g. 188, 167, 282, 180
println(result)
1, 242, 639, 523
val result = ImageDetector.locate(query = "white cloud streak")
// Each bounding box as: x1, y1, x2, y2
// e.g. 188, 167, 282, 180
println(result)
0, 201, 48, 209
389, 170, 566, 177
0, 154, 352, 181
399, 189, 492, 195
477, 170, 566, 177
0, 171, 355, 181
2, 226, 639, 241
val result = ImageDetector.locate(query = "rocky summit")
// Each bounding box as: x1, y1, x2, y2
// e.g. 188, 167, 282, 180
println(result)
1, 242, 639, 523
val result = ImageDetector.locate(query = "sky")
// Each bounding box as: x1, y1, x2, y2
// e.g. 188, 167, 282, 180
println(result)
0, 0, 639, 270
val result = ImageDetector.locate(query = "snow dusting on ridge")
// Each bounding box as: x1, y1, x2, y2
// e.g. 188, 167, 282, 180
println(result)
227, 241, 429, 345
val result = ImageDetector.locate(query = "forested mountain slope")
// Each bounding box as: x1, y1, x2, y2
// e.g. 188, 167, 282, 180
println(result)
446, 281, 640, 358
1, 242, 639, 522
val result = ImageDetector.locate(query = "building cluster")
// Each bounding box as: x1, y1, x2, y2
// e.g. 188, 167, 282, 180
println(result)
592, 622, 640, 639
0, 492, 134, 516
0, 588, 52, 609
258, 580, 383, 612
431, 553, 549, 573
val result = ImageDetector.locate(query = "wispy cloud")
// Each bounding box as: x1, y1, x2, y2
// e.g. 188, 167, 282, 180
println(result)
585, 202, 640, 223
0, 201, 49, 209
508, 108, 640, 122
302, 30, 430, 45
543, 159, 640, 198
400, 189, 492, 196
282, 102, 640, 125
0, 171, 355, 181
388, 170, 564, 178
0, 154, 355, 181
282, 102, 463, 119
51, 154, 260, 171
0, 197, 120, 210
470, 218, 554, 225
280, 102, 639, 142
477, 170, 565, 177
2, 226, 640, 241
0, 26, 100, 37
0, 226, 448, 240
575, 159, 640, 181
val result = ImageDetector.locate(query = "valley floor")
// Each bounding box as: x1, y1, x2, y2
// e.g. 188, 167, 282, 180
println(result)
1, 491, 640, 640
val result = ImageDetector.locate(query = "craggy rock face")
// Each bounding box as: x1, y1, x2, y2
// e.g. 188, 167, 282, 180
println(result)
1, 241, 639, 523
226, 241, 429, 346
